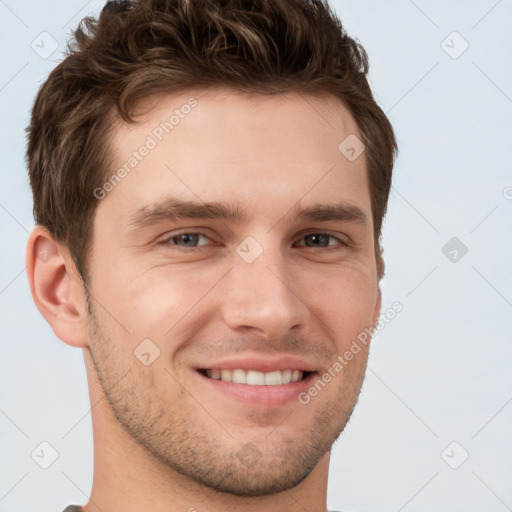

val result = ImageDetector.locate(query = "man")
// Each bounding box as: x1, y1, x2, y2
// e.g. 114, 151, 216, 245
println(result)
25, 0, 397, 510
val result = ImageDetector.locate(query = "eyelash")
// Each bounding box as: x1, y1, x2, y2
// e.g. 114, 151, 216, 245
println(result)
158, 230, 349, 250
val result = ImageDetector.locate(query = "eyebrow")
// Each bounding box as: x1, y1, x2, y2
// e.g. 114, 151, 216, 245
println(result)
127, 198, 368, 230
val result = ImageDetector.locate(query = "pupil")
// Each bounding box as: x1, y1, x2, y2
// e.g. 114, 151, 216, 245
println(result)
309, 234, 328, 247
178, 234, 198, 246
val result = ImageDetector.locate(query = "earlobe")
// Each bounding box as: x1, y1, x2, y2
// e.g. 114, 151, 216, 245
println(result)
25, 226, 89, 348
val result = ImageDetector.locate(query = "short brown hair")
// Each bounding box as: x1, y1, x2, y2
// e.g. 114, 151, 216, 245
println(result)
27, 0, 397, 285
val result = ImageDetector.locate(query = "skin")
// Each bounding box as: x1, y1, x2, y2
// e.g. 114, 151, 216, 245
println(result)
26, 88, 383, 512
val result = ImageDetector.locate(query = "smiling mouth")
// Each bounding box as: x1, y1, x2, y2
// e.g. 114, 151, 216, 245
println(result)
198, 368, 314, 386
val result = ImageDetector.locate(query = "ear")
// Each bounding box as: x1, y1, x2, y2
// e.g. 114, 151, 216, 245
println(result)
376, 244, 385, 282
372, 248, 384, 326
25, 226, 89, 348
372, 286, 382, 328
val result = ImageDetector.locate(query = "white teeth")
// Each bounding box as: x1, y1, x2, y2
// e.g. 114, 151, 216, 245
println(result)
205, 368, 305, 385
247, 370, 265, 385
265, 371, 282, 385
221, 369, 232, 382
232, 369, 247, 384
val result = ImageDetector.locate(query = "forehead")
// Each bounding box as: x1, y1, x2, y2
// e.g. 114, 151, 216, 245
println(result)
109, 87, 363, 162
101, 88, 370, 227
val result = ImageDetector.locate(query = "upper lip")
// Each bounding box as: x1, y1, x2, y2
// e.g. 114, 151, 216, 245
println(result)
195, 354, 317, 373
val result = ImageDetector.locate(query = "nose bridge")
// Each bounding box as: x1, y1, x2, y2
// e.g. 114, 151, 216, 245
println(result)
220, 238, 308, 337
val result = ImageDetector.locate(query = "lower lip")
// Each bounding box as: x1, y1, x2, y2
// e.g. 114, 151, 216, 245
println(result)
195, 371, 317, 407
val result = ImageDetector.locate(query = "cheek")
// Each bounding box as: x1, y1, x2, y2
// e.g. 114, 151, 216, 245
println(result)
297, 265, 378, 344
105, 261, 225, 340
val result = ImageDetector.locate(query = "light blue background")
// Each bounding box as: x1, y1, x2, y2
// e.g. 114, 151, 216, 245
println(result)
1, 1, 511, 511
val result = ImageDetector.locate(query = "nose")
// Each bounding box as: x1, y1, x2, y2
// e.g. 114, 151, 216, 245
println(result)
219, 244, 310, 340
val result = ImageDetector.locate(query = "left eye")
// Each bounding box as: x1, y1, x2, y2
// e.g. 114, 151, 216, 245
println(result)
164, 233, 212, 247
296, 233, 346, 248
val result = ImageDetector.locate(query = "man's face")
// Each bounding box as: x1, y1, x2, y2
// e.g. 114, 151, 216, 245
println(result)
85, 88, 381, 495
